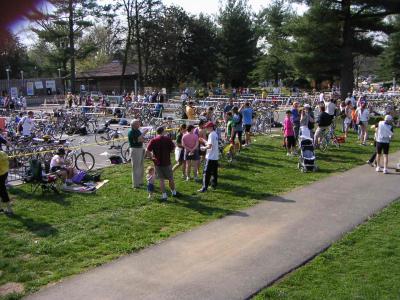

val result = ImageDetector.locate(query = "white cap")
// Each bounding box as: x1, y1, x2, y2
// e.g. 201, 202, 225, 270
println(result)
385, 115, 393, 122
304, 104, 311, 108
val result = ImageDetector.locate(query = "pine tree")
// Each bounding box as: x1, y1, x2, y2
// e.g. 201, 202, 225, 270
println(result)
253, 0, 294, 85
218, 0, 258, 87
378, 16, 400, 83
293, 0, 400, 98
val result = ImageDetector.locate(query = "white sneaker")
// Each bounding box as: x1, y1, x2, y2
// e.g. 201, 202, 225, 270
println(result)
186, 176, 190, 181
375, 166, 382, 172
383, 168, 389, 174
286, 152, 290, 156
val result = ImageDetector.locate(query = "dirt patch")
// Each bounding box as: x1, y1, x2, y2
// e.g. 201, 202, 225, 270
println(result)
0, 282, 24, 297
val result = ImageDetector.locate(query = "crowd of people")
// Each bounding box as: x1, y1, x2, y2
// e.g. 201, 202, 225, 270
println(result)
0, 87, 397, 210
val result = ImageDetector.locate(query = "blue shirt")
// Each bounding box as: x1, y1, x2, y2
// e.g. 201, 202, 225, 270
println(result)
233, 113, 243, 132
241, 108, 253, 125
291, 108, 300, 123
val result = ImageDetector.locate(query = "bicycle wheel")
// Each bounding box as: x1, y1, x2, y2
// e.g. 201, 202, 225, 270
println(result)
263, 118, 272, 135
75, 151, 95, 171
320, 136, 328, 152
112, 132, 125, 147
121, 141, 131, 162
95, 131, 111, 145
65, 151, 75, 167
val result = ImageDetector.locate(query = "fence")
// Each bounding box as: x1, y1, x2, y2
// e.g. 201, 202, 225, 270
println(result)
0, 78, 64, 97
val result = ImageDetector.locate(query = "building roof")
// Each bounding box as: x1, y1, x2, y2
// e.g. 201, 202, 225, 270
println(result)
76, 61, 138, 79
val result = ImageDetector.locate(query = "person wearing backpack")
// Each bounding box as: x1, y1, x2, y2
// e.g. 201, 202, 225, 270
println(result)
0, 150, 12, 214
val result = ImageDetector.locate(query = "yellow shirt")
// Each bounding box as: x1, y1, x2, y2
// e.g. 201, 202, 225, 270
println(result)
0, 151, 9, 176
186, 106, 196, 120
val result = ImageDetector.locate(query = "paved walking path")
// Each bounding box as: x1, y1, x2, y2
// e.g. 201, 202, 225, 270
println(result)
26, 152, 400, 300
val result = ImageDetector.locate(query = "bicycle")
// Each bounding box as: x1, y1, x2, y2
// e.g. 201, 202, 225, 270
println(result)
120, 141, 131, 163
94, 121, 125, 149
318, 125, 340, 152
65, 139, 95, 171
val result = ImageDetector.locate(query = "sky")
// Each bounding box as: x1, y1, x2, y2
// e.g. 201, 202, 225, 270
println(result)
162, 0, 307, 15
14, 0, 308, 46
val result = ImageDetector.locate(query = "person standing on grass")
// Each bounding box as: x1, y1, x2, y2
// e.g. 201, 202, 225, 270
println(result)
240, 102, 254, 146
375, 115, 394, 174
291, 102, 300, 141
182, 125, 200, 181
0, 150, 12, 214
226, 112, 234, 141
195, 119, 208, 165
146, 127, 178, 201
343, 101, 353, 139
356, 102, 369, 145
314, 105, 332, 147
172, 124, 187, 178
128, 119, 145, 189
232, 106, 243, 152
198, 122, 219, 193
283, 110, 296, 156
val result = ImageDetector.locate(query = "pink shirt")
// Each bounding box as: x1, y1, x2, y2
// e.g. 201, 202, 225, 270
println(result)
182, 133, 198, 151
283, 117, 294, 137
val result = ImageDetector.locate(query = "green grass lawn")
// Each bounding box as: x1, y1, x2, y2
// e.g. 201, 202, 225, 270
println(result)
1, 130, 399, 299
254, 199, 400, 300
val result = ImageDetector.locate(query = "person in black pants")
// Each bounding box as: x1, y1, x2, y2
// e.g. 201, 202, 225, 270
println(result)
198, 122, 219, 193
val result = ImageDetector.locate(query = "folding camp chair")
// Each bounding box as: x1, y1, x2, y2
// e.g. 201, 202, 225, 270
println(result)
24, 159, 59, 194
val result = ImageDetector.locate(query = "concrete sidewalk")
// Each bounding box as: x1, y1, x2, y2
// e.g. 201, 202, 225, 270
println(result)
26, 152, 400, 300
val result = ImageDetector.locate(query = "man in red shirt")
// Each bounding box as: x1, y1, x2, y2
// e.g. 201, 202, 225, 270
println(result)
146, 126, 178, 201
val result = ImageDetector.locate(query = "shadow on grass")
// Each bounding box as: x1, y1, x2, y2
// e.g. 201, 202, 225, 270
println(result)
6, 214, 58, 237
9, 188, 71, 207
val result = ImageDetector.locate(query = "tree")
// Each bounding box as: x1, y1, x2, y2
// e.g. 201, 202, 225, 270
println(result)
290, 1, 342, 87
252, 0, 294, 85
378, 16, 400, 82
33, 0, 108, 92
0, 34, 31, 80
218, 0, 258, 87
185, 14, 220, 85
294, 0, 400, 99
147, 6, 193, 88
76, 23, 123, 72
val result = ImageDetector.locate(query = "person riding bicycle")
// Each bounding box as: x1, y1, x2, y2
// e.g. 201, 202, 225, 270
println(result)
314, 105, 332, 147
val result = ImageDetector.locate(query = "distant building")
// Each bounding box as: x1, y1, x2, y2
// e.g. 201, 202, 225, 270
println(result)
76, 61, 139, 94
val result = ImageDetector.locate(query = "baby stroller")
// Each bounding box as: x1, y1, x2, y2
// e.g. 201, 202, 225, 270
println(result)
298, 138, 317, 172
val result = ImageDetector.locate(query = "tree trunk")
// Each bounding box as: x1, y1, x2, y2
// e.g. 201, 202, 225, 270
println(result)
340, 0, 354, 101
120, 24, 132, 94
68, 0, 76, 94
134, 0, 143, 93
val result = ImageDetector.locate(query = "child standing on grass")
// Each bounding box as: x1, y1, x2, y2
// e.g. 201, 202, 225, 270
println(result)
146, 166, 155, 199
283, 110, 296, 156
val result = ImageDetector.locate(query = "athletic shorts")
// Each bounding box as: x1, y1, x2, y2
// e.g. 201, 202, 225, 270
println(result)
51, 166, 65, 173
376, 142, 389, 155
184, 149, 200, 161
285, 136, 296, 148
147, 183, 155, 192
244, 125, 251, 133
155, 165, 173, 180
